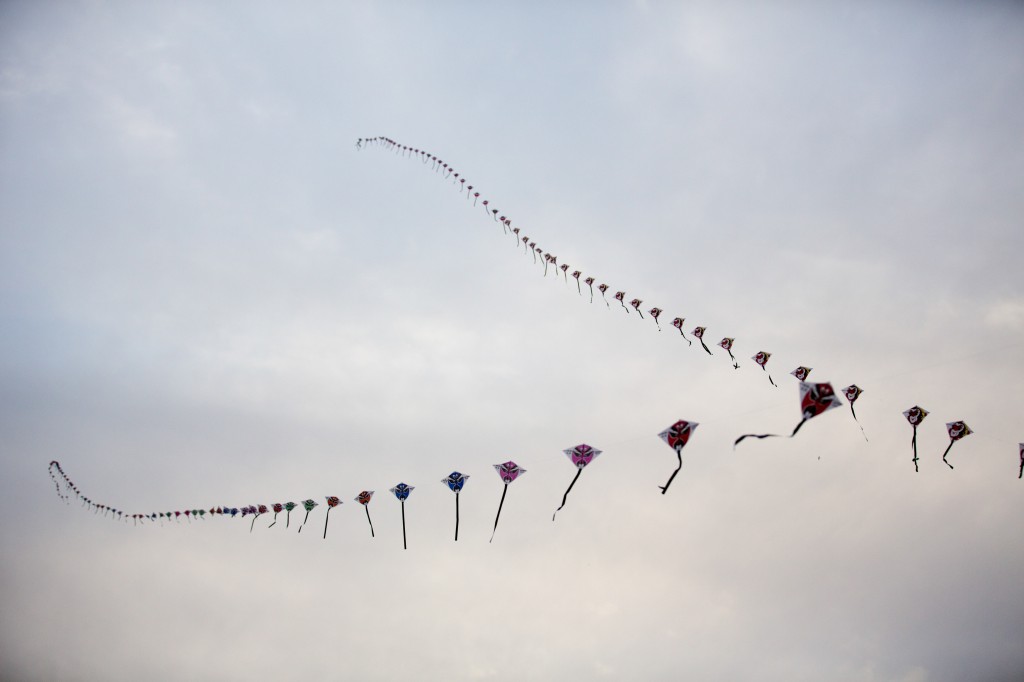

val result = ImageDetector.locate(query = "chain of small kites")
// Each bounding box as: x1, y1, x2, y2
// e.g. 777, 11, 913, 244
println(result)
44, 140, 1022, 544
359, 136, 1020, 478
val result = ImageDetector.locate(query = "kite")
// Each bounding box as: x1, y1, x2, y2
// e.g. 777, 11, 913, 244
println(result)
298, 499, 318, 533
553, 444, 602, 521
442, 471, 469, 541
585, 277, 595, 302
268, 503, 284, 528
250, 504, 267, 533
283, 501, 297, 528
390, 483, 414, 550
649, 307, 663, 330
572, 270, 582, 294
692, 327, 713, 355
490, 461, 526, 543
615, 291, 629, 313
753, 352, 776, 386
734, 381, 843, 447
718, 338, 739, 368
941, 421, 973, 470
903, 406, 928, 472
672, 318, 692, 346
790, 367, 812, 382
323, 496, 342, 539
355, 491, 375, 537
842, 384, 868, 441
657, 420, 698, 494
598, 283, 610, 307
630, 298, 645, 318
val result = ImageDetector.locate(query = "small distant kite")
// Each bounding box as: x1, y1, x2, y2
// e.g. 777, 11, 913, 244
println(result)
355, 491, 375, 537
672, 318, 692, 346
323, 496, 341, 539
298, 499, 318, 533
790, 367, 812, 382
658, 420, 698, 494
842, 384, 867, 441
442, 472, 469, 541
390, 483, 414, 550
903, 406, 928, 472
718, 338, 738, 368
491, 461, 526, 543
753, 352, 776, 386
735, 382, 842, 447
941, 421, 973, 470
553, 444, 602, 520
649, 307, 662, 330
692, 327, 712, 355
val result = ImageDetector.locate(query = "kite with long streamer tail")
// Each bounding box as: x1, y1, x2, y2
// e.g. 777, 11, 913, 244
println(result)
268, 503, 283, 528
692, 326, 712, 355
355, 491, 375, 537
284, 501, 297, 528
753, 351, 777, 387
298, 499, 318, 533
734, 382, 842, 448
672, 318, 692, 346
941, 421, 973, 470
390, 483, 414, 550
442, 472, 469, 541
903, 406, 928, 472
323, 496, 342, 539
718, 338, 738, 368
553, 444, 602, 520
657, 420, 698, 494
842, 385, 868, 441
490, 461, 525, 543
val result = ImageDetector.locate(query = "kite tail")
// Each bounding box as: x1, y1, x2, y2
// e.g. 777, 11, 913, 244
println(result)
286, 510, 292, 528
727, 350, 737, 367
250, 514, 260, 533
490, 484, 508, 543
942, 441, 955, 470
553, 468, 583, 521
850, 405, 868, 442
679, 330, 692, 346
299, 510, 310, 533
789, 416, 810, 438
589, 287, 594, 303
602, 292, 609, 308
659, 449, 683, 495
637, 309, 644, 319
620, 300, 629, 313
734, 416, 807, 448
365, 506, 375, 537
769, 374, 777, 387
576, 280, 581, 295
1019, 460, 1023, 479
401, 500, 407, 550
323, 507, 331, 539
699, 338, 713, 356
911, 427, 919, 472
454, 493, 460, 542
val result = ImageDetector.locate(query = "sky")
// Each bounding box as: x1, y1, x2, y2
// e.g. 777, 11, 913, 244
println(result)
2, 1, 1023, 680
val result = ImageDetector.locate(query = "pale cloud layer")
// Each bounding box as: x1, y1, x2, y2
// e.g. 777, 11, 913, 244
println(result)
2, 2, 1023, 681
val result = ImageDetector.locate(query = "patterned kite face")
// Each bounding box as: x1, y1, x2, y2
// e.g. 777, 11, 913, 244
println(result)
325, 496, 341, 508
443, 471, 469, 492
946, 421, 972, 441
585, 277, 594, 286
572, 270, 581, 281
718, 338, 734, 351
355, 491, 374, 505
903, 406, 928, 426
649, 307, 662, 320
284, 502, 297, 512
753, 351, 771, 367
257, 504, 268, 514
615, 291, 626, 302
494, 461, 525, 483
630, 298, 643, 310
301, 499, 318, 512
799, 381, 842, 420
272, 503, 283, 514
598, 284, 608, 295
672, 317, 684, 329
563, 443, 602, 468
843, 384, 862, 402
659, 420, 699, 452
791, 366, 812, 381
692, 326, 705, 338
390, 483, 414, 501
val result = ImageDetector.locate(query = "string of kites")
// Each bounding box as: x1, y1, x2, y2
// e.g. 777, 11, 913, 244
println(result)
356, 136, 1022, 478
45, 137, 1024, 544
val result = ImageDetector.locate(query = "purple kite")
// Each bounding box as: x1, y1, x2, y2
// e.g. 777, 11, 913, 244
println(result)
941, 421, 973, 470
553, 444, 602, 521
658, 420, 698, 494
735, 382, 842, 447
903, 406, 928, 472
490, 461, 526, 543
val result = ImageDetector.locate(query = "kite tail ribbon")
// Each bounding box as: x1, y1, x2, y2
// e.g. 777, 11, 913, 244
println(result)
553, 468, 583, 521
1019, 459, 1023, 480
299, 510, 310, 533
699, 338, 713, 356
734, 416, 809, 449
942, 441, 956, 470
490, 484, 508, 543
455, 493, 460, 542
679, 330, 692, 346
323, 507, 332, 539
911, 427, 919, 472
727, 350, 738, 368
659, 448, 683, 495
365, 506, 375, 537
268, 513, 278, 529
401, 500, 407, 550
250, 514, 260, 533
850, 405, 868, 442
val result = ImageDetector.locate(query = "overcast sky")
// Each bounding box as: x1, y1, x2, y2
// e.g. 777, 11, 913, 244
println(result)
2, 2, 1023, 680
